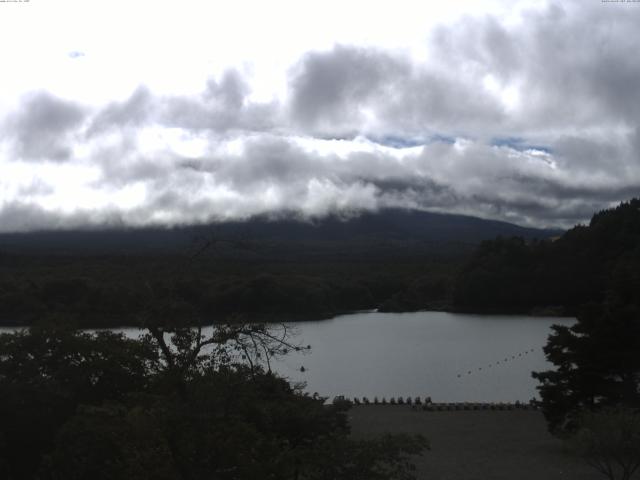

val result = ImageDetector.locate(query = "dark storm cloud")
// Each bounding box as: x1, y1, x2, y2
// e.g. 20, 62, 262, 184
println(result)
2, 91, 86, 161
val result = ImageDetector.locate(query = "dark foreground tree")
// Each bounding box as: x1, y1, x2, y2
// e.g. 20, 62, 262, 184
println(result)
0, 323, 427, 480
533, 300, 640, 434
0, 324, 156, 480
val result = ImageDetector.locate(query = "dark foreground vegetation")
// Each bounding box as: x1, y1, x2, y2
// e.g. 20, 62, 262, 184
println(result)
0, 321, 427, 480
532, 285, 640, 478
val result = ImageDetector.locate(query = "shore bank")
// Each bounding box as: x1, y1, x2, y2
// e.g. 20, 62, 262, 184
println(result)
349, 405, 601, 480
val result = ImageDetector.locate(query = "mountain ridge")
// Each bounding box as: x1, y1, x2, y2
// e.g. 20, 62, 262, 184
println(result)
0, 208, 562, 255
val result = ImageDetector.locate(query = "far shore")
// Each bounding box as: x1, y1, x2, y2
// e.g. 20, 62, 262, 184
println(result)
0, 306, 575, 330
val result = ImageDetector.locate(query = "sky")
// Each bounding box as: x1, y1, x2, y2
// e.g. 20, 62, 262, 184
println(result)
1, 0, 639, 232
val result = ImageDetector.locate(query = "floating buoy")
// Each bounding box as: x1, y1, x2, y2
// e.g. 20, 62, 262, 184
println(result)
300, 366, 306, 372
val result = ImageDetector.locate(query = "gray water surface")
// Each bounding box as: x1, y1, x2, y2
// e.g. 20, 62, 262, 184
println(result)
0, 311, 573, 402
271, 311, 572, 403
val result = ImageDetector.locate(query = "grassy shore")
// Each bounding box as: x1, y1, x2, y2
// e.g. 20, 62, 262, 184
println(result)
349, 406, 602, 480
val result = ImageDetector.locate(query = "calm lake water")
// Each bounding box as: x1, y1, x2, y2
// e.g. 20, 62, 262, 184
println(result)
273, 311, 572, 403
0, 311, 573, 402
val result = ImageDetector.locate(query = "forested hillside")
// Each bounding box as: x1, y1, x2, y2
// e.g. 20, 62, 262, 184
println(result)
0, 209, 557, 327
452, 199, 640, 314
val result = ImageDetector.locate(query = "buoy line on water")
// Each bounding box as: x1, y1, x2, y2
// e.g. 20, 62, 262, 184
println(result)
455, 347, 538, 378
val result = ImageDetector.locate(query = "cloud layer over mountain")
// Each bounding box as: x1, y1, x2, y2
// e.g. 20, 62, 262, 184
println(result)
1, 0, 639, 231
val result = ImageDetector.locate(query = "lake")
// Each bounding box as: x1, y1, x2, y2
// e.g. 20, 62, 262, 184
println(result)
271, 311, 572, 403
0, 311, 572, 403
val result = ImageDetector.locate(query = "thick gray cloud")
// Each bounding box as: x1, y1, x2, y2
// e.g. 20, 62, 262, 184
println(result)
285, 1, 640, 141
0, 201, 107, 232
428, 1, 640, 135
2, 91, 86, 161
87, 86, 154, 136
160, 69, 279, 133
76, 131, 593, 227
1, 1, 640, 231
84, 69, 278, 140
287, 44, 505, 137
289, 45, 409, 133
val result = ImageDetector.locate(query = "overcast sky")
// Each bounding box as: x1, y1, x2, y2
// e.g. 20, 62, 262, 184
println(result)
1, 0, 639, 232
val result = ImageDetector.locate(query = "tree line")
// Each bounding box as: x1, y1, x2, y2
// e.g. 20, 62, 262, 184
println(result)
0, 253, 457, 327
452, 199, 640, 315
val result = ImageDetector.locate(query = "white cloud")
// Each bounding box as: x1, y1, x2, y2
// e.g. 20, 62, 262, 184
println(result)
0, 0, 639, 231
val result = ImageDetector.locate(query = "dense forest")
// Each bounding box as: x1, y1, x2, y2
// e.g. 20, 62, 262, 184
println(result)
1, 201, 638, 326
0, 253, 458, 327
452, 198, 640, 315
0, 209, 557, 327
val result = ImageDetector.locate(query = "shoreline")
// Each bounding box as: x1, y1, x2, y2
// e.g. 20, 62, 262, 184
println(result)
0, 307, 575, 329
349, 405, 600, 480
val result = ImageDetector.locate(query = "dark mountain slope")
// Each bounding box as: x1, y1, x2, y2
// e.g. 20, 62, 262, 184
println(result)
0, 209, 560, 256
